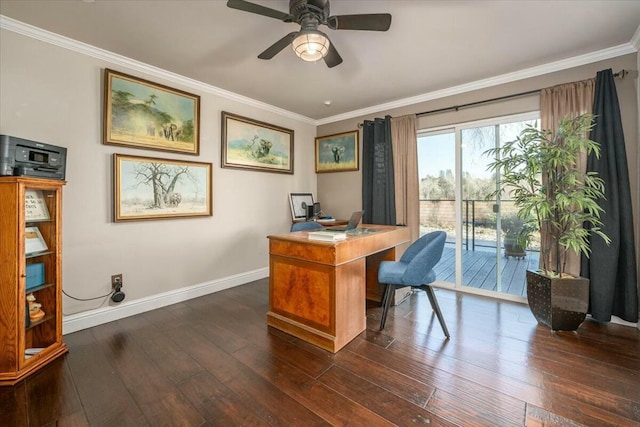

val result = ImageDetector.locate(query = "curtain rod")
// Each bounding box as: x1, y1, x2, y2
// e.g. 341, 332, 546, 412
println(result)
358, 69, 628, 126
613, 69, 628, 79
415, 88, 541, 118
416, 69, 627, 118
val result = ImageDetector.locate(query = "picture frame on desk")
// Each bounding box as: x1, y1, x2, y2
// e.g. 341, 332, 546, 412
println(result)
315, 130, 359, 173
289, 193, 314, 221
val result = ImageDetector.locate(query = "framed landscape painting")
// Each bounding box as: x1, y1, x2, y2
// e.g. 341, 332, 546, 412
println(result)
221, 111, 294, 174
113, 154, 212, 222
104, 69, 200, 155
315, 130, 359, 173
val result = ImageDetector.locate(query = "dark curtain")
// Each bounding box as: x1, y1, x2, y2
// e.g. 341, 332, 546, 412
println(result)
580, 69, 638, 322
362, 116, 396, 225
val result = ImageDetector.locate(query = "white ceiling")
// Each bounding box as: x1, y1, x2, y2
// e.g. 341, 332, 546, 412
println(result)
1, 0, 639, 122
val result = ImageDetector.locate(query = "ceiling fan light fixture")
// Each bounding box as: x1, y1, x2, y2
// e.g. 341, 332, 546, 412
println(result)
292, 30, 330, 62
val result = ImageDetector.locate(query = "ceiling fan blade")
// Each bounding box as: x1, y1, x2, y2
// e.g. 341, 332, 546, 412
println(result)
258, 32, 298, 60
226, 0, 291, 21
327, 14, 392, 31
323, 42, 343, 68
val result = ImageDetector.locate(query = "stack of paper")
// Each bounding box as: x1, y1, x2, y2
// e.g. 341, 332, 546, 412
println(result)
308, 231, 347, 242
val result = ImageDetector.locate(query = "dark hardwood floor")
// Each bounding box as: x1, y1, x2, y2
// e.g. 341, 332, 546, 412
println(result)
2, 278, 639, 426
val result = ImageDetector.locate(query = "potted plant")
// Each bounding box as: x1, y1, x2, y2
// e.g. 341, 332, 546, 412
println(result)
486, 113, 610, 331
500, 213, 531, 259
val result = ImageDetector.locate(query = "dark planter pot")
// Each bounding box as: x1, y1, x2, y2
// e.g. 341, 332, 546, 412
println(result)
504, 236, 526, 259
526, 270, 589, 331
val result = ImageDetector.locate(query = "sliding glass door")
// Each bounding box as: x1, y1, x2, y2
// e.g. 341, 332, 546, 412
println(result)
417, 129, 456, 286
418, 112, 539, 301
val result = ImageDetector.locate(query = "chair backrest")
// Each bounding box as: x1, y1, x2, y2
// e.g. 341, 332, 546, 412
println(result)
401, 231, 446, 286
290, 221, 324, 232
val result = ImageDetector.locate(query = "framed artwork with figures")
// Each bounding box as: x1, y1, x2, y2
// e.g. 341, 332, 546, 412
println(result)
104, 68, 200, 155
113, 154, 212, 222
315, 130, 359, 173
222, 111, 294, 174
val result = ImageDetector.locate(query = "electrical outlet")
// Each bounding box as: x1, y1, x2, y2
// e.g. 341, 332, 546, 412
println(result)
111, 274, 123, 290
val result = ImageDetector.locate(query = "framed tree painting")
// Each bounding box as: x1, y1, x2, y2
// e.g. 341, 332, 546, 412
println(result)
104, 69, 200, 155
315, 130, 359, 173
221, 111, 294, 174
113, 154, 212, 222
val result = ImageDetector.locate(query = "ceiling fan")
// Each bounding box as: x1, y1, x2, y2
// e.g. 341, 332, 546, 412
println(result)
226, 0, 392, 68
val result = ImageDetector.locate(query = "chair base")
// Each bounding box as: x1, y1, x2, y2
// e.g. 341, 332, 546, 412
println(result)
379, 284, 450, 338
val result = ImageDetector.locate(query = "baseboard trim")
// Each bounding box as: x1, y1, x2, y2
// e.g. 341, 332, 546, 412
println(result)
62, 267, 269, 335
601, 315, 638, 328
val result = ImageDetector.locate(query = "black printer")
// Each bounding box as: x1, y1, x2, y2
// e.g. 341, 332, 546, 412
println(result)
0, 135, 67, 180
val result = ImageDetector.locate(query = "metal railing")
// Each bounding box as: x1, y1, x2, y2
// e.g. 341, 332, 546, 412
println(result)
419, 198, 525, 251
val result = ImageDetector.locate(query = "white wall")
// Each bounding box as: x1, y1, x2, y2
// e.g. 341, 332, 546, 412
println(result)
0, 29, 317, 328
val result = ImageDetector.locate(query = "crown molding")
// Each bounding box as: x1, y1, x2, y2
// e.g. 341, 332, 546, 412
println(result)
2, 15, 637, 128
0, 15, 316, 125
317, 41, 638, 126
631, 24, 640, 51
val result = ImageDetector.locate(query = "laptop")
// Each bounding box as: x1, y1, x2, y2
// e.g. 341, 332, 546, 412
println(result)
327, 210, 364, 232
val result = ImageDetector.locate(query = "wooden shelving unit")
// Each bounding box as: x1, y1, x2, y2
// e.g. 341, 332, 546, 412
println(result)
0, 177, 67, 385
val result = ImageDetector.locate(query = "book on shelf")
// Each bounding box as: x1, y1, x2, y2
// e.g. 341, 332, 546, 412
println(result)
25, 348, 45, 359
308, 231, 347, 242
25, 348, 45, 355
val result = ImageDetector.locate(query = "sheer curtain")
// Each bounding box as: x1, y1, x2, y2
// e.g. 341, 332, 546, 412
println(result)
539, 78, 595, 276
390, 114, 419, 243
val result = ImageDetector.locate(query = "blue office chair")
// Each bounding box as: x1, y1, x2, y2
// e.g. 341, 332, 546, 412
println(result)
290, 221, 324, 232
378, 231, 450, 338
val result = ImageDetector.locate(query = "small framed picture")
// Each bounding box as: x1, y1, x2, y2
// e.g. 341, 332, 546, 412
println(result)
315, 130, 359, 173
289, 193, 314, 220
25, 190, 50, 221
25, 227, 48, 256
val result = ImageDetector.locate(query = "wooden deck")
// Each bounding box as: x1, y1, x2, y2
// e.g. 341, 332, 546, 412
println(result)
434, 246, 540, 297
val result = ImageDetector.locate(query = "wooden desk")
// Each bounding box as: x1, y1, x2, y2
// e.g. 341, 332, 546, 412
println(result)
267, 225, 410, 352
